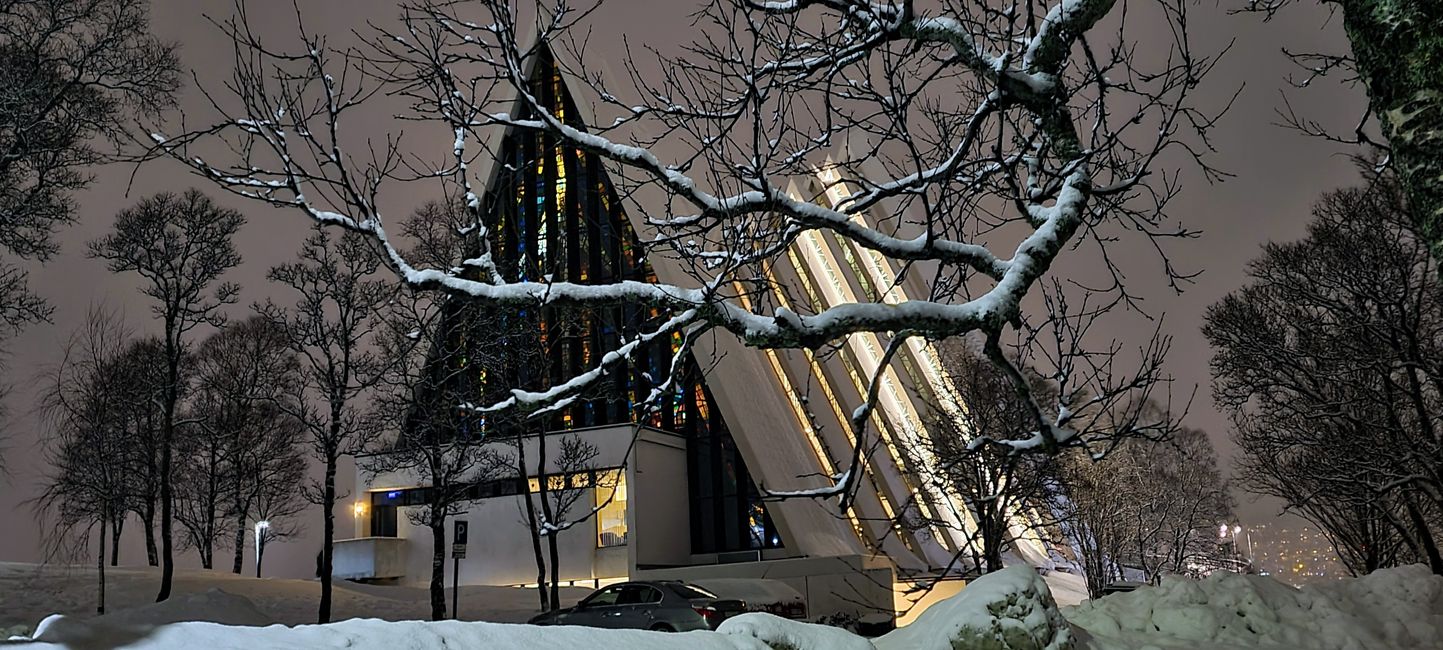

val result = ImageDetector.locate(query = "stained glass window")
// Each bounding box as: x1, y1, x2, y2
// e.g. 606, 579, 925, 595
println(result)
403, 42, 779, 555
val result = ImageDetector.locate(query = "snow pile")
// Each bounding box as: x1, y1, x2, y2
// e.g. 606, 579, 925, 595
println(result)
1066, 564, 1443, 650
875, 565, 1073, 650
27, 588, 273, 648
718, 612, 875, 650
94, 587, 274, 627
22, 616, 823, 650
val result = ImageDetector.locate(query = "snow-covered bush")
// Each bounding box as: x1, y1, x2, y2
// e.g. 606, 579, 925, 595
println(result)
876, 565, 1072, 650
1066, 564, 1443, 650
717, 613, 876, 650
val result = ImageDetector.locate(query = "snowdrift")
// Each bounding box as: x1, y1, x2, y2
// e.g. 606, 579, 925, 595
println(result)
11, 564, 1443, 649
1067, 564, 1443, 650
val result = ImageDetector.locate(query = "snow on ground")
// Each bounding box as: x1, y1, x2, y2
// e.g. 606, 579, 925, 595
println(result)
1066, 564, 1443, 650
7, 561, 1443, 649
0, 561, 591, 632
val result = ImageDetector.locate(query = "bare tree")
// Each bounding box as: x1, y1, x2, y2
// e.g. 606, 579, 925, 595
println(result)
247, 436, 309, 577
1240, 0, 1442, 266
186, 316, 307, 575
110, 337, 168, 566
257, 225, 391, 622
511, 433, 602, 612
88, 189, 244, 600
909, 339, 1059, 574
33, 307, 134, 614
369, 297, 511, 620
1205, 177, 1443, 575
0, 0, 179, 332
148, 0, 1222, 514
1047, 413, 1230, 596
367, 206, 511, 619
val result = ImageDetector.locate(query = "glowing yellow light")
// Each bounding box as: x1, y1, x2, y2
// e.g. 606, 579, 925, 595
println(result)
352, 501, 366, 517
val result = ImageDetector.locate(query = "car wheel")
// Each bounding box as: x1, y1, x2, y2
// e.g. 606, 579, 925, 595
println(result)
649, 624, 675, 633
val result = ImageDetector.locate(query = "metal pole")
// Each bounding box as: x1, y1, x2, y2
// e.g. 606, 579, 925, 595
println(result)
451, 556, 459, 620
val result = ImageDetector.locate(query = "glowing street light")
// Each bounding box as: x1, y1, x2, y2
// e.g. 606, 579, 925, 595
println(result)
254, 520, 271, 578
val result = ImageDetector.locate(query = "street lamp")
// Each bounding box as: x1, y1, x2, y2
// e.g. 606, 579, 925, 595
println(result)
254, 520, 271, 578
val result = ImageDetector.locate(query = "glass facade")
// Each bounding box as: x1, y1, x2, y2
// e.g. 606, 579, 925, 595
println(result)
409, 44, 779, 555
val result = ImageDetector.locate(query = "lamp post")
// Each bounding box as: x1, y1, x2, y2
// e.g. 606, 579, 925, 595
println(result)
254, 520, 270, 578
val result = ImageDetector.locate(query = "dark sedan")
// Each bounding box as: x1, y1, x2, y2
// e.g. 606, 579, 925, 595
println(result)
527, 580, 746, 632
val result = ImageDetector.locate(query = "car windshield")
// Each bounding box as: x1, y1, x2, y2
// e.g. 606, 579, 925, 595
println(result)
669, 583, 718, 599
583, 586, 622, 607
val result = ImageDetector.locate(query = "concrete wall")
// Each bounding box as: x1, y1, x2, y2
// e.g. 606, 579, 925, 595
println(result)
346, 424, 671, 587
629, 431, 691, 568
392, 494, 606, 587
333, 537, 409, 580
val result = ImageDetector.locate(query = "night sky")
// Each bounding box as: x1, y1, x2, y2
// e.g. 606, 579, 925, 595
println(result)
1, 0, 1364, 578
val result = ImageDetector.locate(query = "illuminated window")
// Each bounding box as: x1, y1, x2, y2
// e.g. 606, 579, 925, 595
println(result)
596, 470, 627, 547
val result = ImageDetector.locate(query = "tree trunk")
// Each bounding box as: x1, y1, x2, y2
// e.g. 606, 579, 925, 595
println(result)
537, 431, 561, 610
429, 515, 447, 621
110, 513, 124, 567
157, 339, 178, 602
517, 434, 549, 612
142, 501, 159, 567
158, 420, 174, 597
233, 502, 248, 574
1405, 500, 1443, 575
1339, 0, 1443, 265
547, 530, 561, 610
97, 515, 107, 615
318, 446, 338, 623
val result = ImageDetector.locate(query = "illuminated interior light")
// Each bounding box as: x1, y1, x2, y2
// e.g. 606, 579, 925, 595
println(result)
805, 170, 987, 554
786, 236, 967, 558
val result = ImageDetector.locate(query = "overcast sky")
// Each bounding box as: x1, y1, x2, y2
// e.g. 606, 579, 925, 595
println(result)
1, 0, 1363, 579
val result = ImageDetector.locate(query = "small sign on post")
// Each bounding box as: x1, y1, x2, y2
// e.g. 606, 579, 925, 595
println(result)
452, 519, 469, 559
451, 519, 468, 619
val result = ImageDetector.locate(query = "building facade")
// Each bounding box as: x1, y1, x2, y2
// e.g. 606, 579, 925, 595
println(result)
337, 42, 1050, 621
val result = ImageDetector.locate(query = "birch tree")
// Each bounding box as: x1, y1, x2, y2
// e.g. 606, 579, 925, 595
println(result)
149, 0, 1220, 505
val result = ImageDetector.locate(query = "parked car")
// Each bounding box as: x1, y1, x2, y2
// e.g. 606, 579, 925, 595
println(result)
1101, 580, 1147, 596
527, 581, 747, 632
690, 578, 807, 620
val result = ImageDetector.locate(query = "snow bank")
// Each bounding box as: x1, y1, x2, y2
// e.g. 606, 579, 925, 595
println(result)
875, 565, 1073, 650
95, 587, 274, 627
25, 617, 783, 650
717, 612, 875, 650
17, 564, 1442, 649
25, 588, 274, 648
1066, 564, 1443, 650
